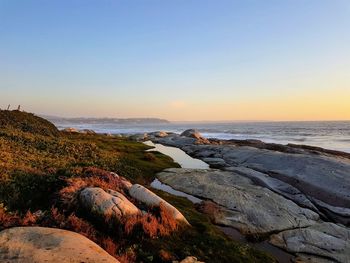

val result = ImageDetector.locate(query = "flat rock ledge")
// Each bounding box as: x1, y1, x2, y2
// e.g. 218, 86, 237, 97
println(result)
149, 131, 350, 225
157, 168, 318, 235
270, 222, 350, 263
0, 227, 119, 263
149, 129, 350, 263
157, 168, 350, 262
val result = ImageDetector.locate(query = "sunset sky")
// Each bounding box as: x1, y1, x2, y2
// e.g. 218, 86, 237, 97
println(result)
1, 0, 349, 121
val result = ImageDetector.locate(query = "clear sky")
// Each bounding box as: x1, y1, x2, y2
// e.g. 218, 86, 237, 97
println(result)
1, 0, 349, 121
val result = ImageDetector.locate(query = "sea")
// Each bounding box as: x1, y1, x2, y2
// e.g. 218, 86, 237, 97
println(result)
52, 120, 350, 153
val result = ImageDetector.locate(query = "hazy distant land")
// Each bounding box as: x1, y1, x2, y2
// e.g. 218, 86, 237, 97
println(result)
42, 115, 170, 125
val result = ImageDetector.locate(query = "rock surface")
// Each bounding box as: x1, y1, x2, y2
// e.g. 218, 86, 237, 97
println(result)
174, 256, 205, 263
62, 127, 79, 133
0, 227, 119, 263
129, 184, 190, 225
157, 168, 318, 235
151, 133, 350, 225
224, 166, 320, 213
181, 129, 204, 140
149, 132, 350, 262
79, 187, 140, 221
270, 222, 350, 263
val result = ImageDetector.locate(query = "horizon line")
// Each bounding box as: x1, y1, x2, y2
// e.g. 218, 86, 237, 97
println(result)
37, 113, 350, 123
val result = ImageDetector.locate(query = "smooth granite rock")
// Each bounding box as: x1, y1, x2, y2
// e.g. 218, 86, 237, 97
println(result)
270, 222, 350, 263
79, 187, 140, 221
0, 227, 119, 263
224, 166, 320, 213
153, 134, 350, 224
129, 184, 190, 225
157, 168, 319, 235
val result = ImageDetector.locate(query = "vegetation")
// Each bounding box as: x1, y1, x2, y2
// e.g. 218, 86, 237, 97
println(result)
0, 110, 276, 262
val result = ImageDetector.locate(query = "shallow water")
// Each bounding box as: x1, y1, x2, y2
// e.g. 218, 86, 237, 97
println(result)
145, 140, 207, 203
144, 140, 209, 169
219, 227, 294, 263
150, 179, 202, 203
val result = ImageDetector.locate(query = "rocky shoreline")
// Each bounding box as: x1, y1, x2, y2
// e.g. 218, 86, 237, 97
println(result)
0, 111, 280, 263
131, 129, 350, 263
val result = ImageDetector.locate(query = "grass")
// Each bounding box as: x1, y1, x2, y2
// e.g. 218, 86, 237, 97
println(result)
0, 110, 276, 263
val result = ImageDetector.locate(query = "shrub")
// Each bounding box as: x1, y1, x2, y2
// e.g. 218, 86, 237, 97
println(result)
124, 203, 179, 239
0, 170, 61, 211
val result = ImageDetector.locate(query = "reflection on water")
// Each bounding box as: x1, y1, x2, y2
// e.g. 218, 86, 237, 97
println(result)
144, 140, 209, 169
145, 140, 206, 203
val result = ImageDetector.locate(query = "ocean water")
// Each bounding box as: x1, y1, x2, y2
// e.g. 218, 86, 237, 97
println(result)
53, 120, 350, 153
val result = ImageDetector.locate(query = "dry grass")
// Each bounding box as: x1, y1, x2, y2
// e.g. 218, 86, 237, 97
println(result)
0, 206, 40, 230
124, 202, 179, 238
117, 249, 137, 263
196, 200, 224, 223
47, 207, 123, 259
59, 167, 127, 211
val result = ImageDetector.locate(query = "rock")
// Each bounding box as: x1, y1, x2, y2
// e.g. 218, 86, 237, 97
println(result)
129, 184, 190, 225
224, 166, 319, 213
157, 168, 318, 235
157, 138, 350, 224
217, 146, 350, 223
181, 129, 203, 140
202, 157, 228, 168
62, 127, 79, 133
180, 129, 209, 143
79, 187, 140, 221
173, 256, 205, 263
154, 134, 197, 147
0, 227, 119, 263
270, 222, 350, 263
149, 131, 168, 137
81, 129, 96, 134
308, 197, 350, 225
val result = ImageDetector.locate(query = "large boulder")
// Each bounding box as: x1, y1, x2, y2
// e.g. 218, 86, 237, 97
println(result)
270, 222, 350, 263
129, 184, 190, 225
180, 129, 209, 143
157, 168, 318, 235
79, 187, 140, 221
0, 227, 119, 263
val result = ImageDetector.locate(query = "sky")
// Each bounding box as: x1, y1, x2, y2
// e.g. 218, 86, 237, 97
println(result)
0, 0, 349, 121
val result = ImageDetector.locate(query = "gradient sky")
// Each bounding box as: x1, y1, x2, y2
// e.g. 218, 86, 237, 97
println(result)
1, 0, 349, 121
